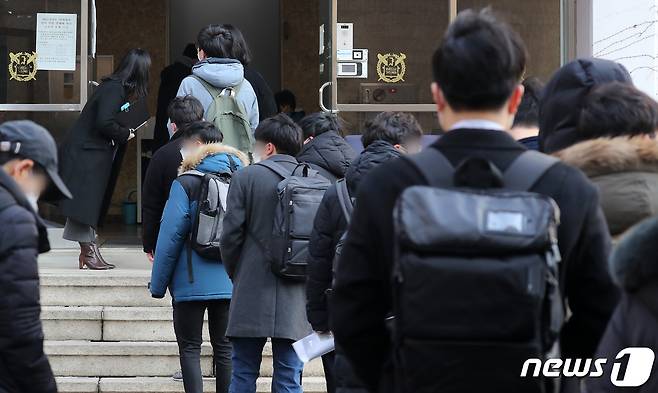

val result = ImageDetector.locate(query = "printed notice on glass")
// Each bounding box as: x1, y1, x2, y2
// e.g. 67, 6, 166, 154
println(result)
36, 13, 77, 71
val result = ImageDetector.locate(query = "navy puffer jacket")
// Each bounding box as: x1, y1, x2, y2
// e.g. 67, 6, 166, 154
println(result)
0, 170, 56, 393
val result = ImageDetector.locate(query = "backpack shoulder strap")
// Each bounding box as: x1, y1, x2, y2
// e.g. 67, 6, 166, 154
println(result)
179, 169, 205, 178
191, 75, 222, 98
408, 148, 455, 187
227, 155, 238, 173
257, 160, 292, 180
503, 150, 560, 191
335, 178, 353, 223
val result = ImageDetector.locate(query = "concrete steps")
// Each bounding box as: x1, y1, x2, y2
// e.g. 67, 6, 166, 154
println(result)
42, 306, 208, 342
39, 248, 326, 393
40, 270, 169, 307
45, 340, 323, 378
38, 255, 327, 393
56, 377, 327, 393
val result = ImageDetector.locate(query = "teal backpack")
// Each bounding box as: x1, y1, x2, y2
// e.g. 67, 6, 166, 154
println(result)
193, 75, 254, 161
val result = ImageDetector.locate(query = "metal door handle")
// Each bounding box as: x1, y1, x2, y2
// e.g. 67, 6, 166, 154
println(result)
319, 82, 334, 113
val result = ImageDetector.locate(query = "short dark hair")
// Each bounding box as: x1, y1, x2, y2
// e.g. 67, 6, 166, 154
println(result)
513, 77, 544, 128
254, 114, 303, 156
275, 90, 296, 112
579, 82, 658, 139
0, 152, 47, 175
182, 43, 197, 59
197, 24, 235, 59
183, 121, 223, 144
361, 112, 423, 148
432, 8, 527, 111
298, 112, 345, 139
168, 95, 204, 131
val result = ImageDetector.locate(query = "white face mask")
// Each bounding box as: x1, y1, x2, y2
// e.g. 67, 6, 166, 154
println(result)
252, 152, 262, 164
180, 147, 189, 161
167, 121, 176, 137
26, 193, 39, 212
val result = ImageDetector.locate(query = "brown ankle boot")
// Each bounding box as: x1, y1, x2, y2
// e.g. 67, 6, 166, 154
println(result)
79, 243, 111, 270
91, 242, 115, 269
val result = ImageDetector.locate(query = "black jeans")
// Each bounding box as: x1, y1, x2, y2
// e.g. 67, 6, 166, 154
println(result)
173, 300, 232, 393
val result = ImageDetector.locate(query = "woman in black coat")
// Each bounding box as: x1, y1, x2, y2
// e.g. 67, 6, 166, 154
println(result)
585, 217, 658, 393
58, 48, 151, 270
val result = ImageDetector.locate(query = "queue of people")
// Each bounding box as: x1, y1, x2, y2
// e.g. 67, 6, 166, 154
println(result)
3, 8, 658, 393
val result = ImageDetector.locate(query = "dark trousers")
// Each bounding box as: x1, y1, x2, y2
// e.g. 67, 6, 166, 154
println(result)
173, 300, 232, 393
321, 352, 336, 393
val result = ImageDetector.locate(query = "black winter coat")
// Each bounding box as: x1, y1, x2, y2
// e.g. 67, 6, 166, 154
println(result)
307, 141, 400, 393
306, 141, 402, 331
59, 79, 132, 228
0, 171, 56, 393
244, 67, 277, 122
297, 131, 356, 183
538, 58, 632, 153
331, 129, 620, 393
585, 290, 658, 393
586, 216, 658, 393
152, 57, 195, 152
141, 132, 184, 253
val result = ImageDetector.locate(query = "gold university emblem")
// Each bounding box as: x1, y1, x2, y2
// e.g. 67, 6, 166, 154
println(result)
8, 52, 37, 82
377, 53, 406, 83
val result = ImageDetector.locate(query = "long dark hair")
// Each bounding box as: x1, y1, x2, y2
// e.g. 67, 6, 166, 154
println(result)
104, 48, 151, 99
223, 24, 252, 65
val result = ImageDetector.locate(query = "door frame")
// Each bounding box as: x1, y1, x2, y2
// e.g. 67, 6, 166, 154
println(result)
0, 0, 89, 112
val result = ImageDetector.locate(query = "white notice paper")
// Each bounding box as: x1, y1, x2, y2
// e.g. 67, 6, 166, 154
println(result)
293, 332, 335, 363
36, 13, 77, 71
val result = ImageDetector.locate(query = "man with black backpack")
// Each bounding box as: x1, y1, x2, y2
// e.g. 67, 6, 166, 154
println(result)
221, 114, 328, 393
331, 9, 620, 393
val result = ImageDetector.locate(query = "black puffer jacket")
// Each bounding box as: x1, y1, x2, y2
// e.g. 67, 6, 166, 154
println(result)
539, 58, 632, 154
307, 140, 401, 393
307, 140, 402, 331
586, 217, 658, 393
297, 131, 355, 183
0, 171, 56, 393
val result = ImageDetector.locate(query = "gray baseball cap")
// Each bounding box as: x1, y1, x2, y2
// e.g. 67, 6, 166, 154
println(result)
0, 120, 72, 200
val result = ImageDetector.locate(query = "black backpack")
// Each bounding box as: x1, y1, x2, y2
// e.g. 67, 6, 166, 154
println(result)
258, 160, 331, 281
392, 148, 564, 393
179, 156, 237, 283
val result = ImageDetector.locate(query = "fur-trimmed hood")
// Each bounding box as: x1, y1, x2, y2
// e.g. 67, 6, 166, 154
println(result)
554, 136, 658, 177
178, 143, 249, 175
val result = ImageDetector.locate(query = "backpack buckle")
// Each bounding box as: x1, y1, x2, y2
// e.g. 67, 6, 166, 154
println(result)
220, 88, 236, 98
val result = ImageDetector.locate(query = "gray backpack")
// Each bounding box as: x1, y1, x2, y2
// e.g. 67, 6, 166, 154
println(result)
179, 156, 237, 283
192, 75, 254, 160
258, 160, 331, 281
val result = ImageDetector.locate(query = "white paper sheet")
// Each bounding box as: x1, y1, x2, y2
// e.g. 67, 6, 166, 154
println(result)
36, 13, 77, 71
293, 332, 335, 363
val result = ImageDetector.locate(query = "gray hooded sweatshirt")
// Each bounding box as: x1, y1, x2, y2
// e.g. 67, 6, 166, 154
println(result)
176, 58, 259, 131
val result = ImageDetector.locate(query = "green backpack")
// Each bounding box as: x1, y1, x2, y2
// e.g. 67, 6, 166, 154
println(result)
192, 75, 254, 160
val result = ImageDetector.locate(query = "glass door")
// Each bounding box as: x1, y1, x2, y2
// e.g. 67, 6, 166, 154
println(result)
0, 0, 89, 112
319, 0, 336, 113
